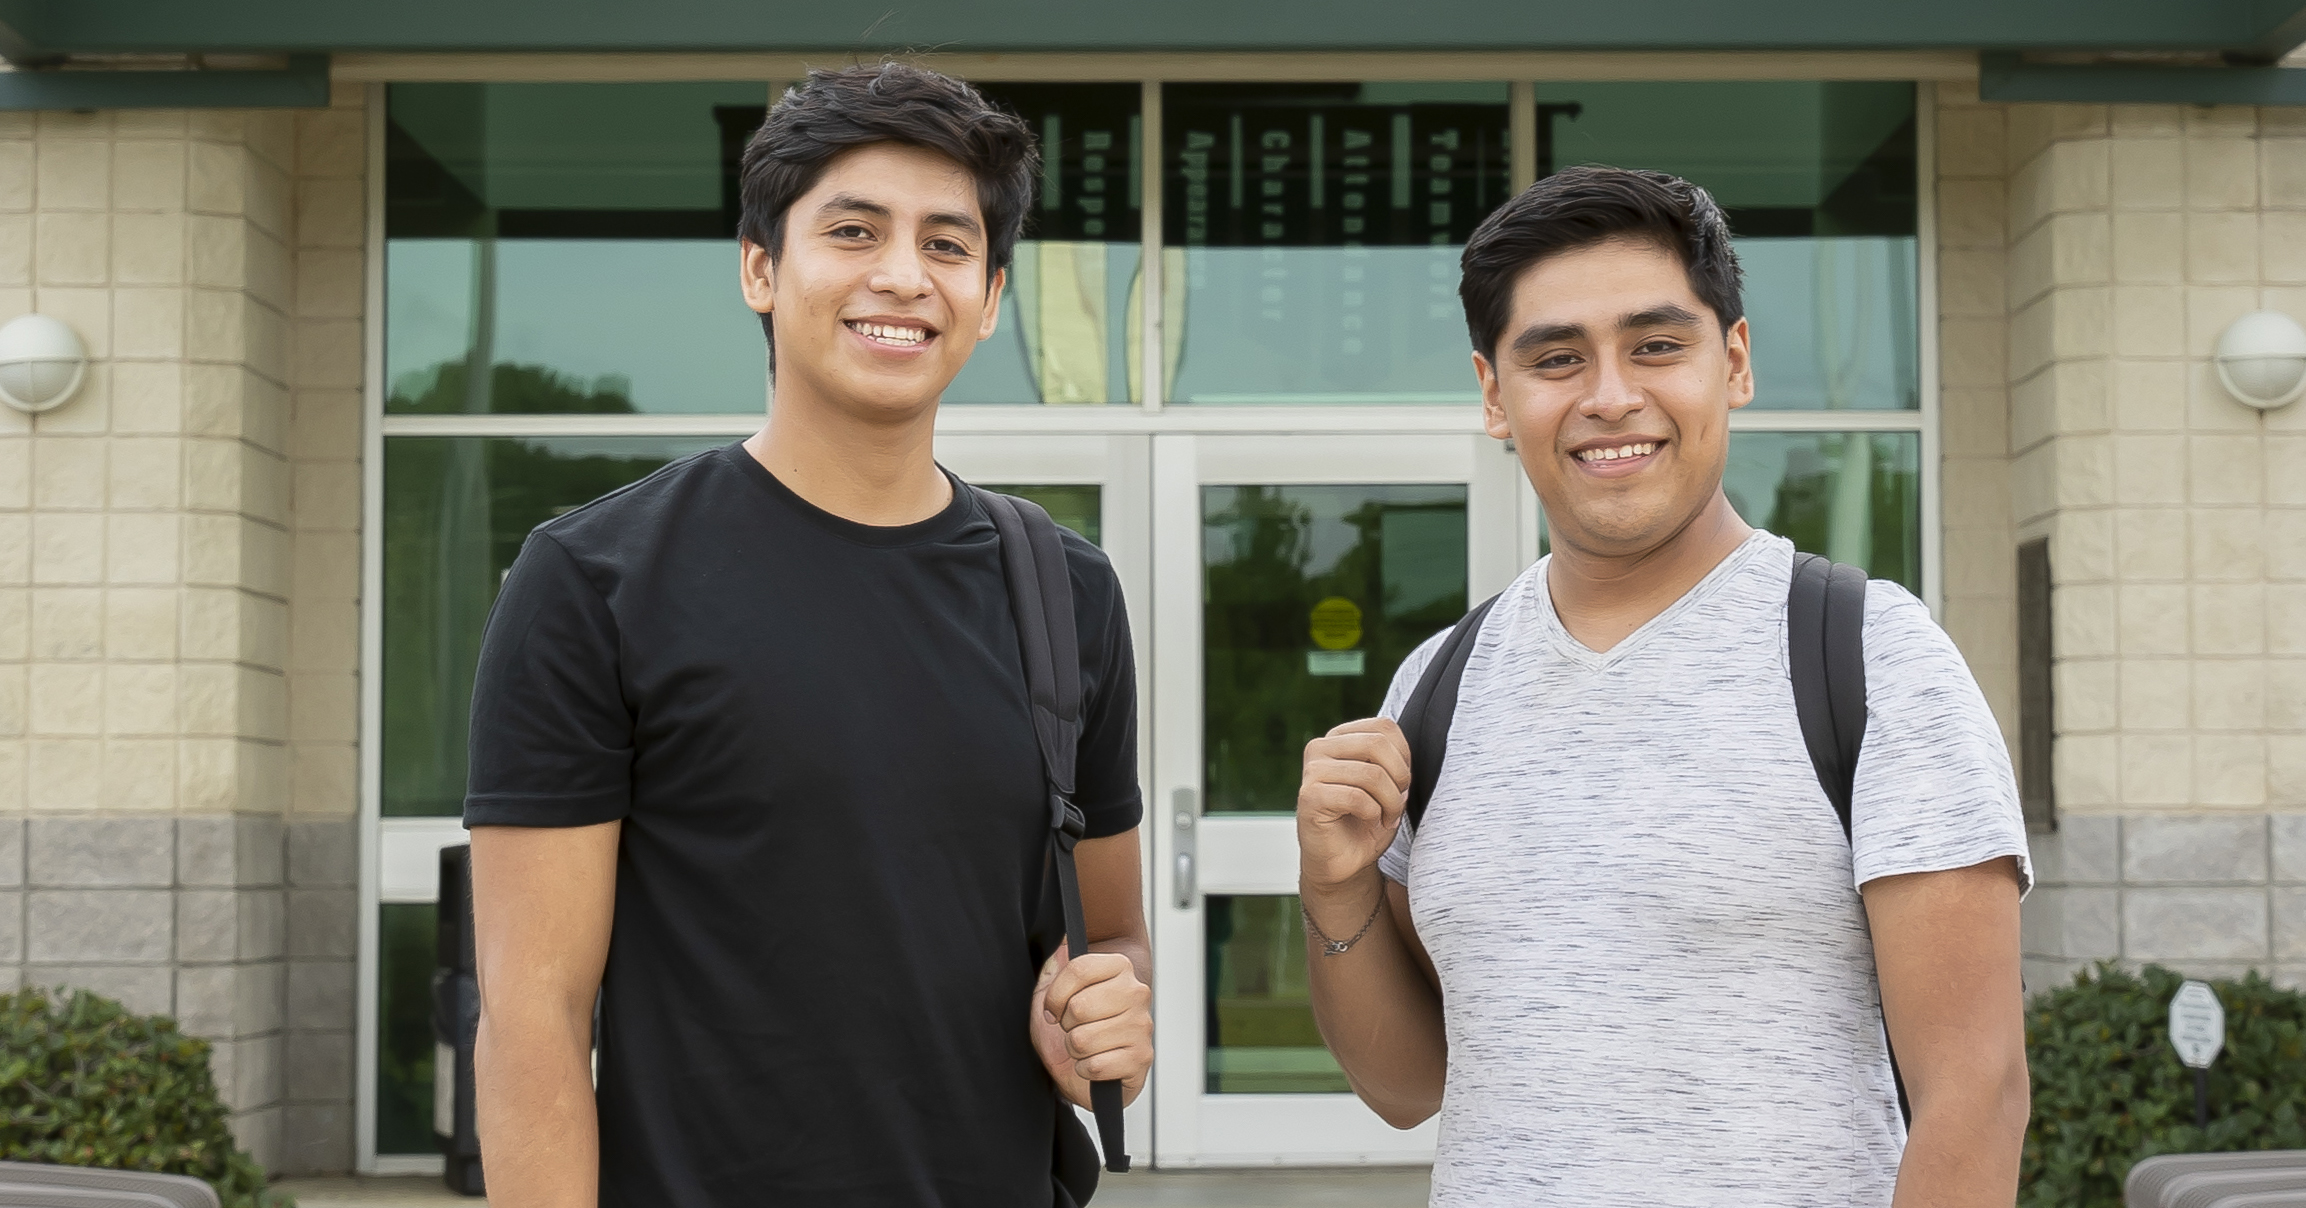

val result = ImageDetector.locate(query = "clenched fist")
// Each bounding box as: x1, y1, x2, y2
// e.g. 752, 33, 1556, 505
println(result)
1297, 717, 1413, 893
1030, 949, 1152, 1109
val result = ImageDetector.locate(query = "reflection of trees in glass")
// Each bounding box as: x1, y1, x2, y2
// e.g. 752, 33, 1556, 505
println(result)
1762, 434, 1919, 592
383, 423, 712, 817
1202, 485, 1466, 815
1204, 894, 1347, 1094
390, 358, 639, 415
981, 483, 1100, 547
376, 903, 438, 1155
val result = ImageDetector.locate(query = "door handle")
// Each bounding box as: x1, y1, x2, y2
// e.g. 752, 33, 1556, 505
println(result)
1171, 787, 1197, 909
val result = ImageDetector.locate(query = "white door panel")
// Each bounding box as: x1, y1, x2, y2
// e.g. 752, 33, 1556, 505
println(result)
1149, 430, 1523, 1166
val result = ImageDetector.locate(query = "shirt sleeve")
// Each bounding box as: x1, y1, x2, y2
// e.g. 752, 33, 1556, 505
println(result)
462, 531, 637, 828
1847, 580, 2033, 896
1377, 628, 1451, 886
1067, 532, 1144, 840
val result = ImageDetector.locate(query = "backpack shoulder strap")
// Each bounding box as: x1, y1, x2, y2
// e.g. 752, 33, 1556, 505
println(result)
1399, 593, 1503, 832
1788, 552, 1910, 1123
975, 486, 1129, 1176
1787, 552, 1869, 841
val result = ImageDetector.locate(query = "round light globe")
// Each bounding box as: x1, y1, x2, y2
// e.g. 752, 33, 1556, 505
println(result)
2214, 310, 2306, 410
0, 313, 90, 414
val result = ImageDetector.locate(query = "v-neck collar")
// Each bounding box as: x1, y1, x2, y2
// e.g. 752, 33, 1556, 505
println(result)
1531, 530, 1777, 670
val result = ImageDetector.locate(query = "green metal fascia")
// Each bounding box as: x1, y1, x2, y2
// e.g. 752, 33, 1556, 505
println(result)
2254, 4, 2306, 59
0, 0, 2271, 55
0, 53, 329, 109
1979, 50, 2306, 105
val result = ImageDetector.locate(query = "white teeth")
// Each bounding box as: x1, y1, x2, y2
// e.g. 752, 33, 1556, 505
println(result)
851, 321, 927, 346
1576, 442, 1657, 463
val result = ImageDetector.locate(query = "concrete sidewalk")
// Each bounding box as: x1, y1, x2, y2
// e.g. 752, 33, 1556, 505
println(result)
274, 1169, 1432, 1206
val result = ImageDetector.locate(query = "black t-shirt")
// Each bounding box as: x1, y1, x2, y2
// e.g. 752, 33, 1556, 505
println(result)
463, 443, 1142, 1207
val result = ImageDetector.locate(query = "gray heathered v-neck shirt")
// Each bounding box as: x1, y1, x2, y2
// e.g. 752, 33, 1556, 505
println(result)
1377, 532, 2030, 1207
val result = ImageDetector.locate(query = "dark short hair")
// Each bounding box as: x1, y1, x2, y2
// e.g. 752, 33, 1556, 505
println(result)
736, 63, 1039, 359
1457, 166, 1744, 361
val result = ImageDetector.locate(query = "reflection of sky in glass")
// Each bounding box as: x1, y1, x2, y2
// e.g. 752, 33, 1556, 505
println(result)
385, 234, 1914, 414
1165, 237, 1915, 408
1737, 237, 1917, 411
386, 239, 767, 414
1170, 246, 1473, 404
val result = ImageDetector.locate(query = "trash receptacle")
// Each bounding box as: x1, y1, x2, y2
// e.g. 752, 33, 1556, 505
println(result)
2129, 1153, 2306, 1208
0, 1160, 220, 1208
432, 843, 484, 1197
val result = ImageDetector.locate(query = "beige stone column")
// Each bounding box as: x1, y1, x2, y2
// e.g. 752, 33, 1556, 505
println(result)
0, 86, 367, 1175
1949, 94, 2306, 990
1935, 81, 2020, 751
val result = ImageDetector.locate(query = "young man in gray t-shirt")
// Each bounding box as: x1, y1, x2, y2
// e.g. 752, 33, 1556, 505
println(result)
1297, 167, 2030, 1206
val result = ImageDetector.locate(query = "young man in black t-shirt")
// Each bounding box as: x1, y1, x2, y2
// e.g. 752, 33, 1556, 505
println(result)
462, 64, 1153, 1207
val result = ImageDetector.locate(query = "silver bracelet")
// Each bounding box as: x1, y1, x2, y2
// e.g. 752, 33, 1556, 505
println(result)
1302, 893, 1385, 956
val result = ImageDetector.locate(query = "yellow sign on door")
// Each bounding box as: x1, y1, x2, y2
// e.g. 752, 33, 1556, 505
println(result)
1309, 596, 1363, 651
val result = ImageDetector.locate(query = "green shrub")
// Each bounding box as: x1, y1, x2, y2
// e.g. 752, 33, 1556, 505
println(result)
0, 988, 292, 1208
2023, 962, 2306, 1208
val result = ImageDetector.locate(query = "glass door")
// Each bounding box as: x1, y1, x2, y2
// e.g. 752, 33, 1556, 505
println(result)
1148, 432, 1522, 1165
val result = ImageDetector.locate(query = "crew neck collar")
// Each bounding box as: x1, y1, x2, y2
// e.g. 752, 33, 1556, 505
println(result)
718, 442, 980, 548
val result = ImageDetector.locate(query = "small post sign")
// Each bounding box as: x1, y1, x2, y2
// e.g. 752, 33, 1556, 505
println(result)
2169, 980, 2226, 1128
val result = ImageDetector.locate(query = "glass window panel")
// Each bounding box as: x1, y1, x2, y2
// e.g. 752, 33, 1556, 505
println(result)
1532, 82, 1918, 411
377, 902, 438, 1155
978, 483, 1102, 547
1203, 484, 1467, 816
382, 436, 725, 817
1726, 431, 1922, 593
946, 85, 1143, 406
1205, 894, 1348, 1094
386, 83, 771, 415
1162, 84, 1510, 404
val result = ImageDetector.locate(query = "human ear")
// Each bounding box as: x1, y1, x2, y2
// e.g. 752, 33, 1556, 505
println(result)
739, 240, 776, 315
977, 266, 1006, 342
1723, 316, 1755, 411
1475, 351, 1513, 441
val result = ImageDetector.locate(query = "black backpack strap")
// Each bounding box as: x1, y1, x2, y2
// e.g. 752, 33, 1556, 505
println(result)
977, 487, 1130, 1176
1787, 552, 1869, 840
1787, 552, 1909, 1124
1398, 593, 1503, 832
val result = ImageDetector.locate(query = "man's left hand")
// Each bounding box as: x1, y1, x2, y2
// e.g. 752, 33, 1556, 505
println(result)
1030, 949, 1152, 1108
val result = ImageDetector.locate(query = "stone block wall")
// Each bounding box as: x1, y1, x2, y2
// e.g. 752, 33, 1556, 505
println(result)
0, 87, 367, 1175
278, 83, 366, 1177
1937, 81, 2021, 751
1933, 86, 2306, 992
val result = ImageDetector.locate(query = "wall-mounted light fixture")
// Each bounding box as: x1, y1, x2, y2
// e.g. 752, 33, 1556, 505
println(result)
0, 313, 90, 415
2214, 310, 2306, 411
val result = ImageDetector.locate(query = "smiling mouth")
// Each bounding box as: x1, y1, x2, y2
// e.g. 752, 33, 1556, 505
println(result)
1573, 441, 1660, 464
846, 320, 934, 348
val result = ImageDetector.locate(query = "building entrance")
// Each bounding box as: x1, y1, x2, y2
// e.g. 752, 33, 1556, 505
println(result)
363, 70, 1934, 1172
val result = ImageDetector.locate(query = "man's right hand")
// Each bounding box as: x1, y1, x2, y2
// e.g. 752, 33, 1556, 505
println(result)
1297, 717, 1413, 894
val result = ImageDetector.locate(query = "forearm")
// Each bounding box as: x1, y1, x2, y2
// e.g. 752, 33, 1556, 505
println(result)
1302, 872, 1446, 1127
475, 999, 600, 1207
1891, 1051, 2029, 1205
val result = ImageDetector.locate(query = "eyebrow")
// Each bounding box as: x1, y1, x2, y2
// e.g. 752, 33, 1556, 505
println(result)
816, 192, 984, 239
1507, 303, 1708, 356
